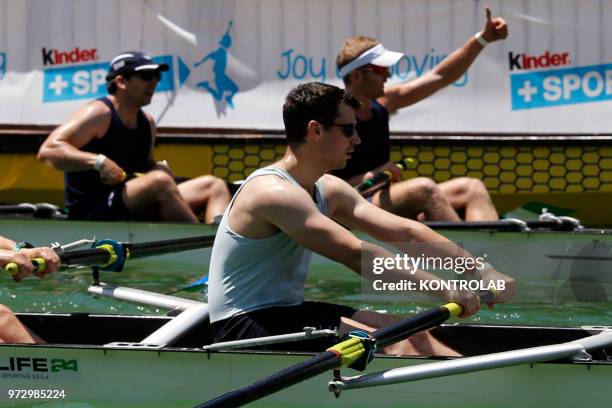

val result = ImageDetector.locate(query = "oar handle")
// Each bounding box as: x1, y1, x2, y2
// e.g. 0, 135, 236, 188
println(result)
5, 258, 46, 276
356, 158, 415, 196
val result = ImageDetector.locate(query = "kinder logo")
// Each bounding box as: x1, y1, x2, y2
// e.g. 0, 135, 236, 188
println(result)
508, 51, 571, 71
510, 63, 612, 110
42, 55, 175, 103
42, 47, 99, 66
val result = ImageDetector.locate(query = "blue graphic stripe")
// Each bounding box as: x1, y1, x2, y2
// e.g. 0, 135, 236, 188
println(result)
510, 63, 612, 110
43, 55, 174, 103
0, 52, 6, 80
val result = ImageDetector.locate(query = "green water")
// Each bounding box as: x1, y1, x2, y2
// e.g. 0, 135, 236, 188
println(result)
1, 260, 611, 327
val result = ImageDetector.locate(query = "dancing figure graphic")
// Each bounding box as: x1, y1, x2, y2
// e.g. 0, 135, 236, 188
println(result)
194, 21, 239, 108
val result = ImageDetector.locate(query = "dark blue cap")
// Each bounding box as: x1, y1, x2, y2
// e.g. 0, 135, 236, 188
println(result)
106, 51, 169, 81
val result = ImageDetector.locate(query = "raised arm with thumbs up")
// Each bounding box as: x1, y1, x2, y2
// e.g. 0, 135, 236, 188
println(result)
334, 7, 507, 223
479, 7, 509, 44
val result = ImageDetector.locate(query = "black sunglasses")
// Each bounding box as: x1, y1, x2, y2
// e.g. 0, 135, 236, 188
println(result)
136, 70, 162, 82
329, 122, 356, 137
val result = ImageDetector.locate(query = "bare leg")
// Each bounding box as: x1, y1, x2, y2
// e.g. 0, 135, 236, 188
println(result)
340, 310, 459, 357
438, 178, 498, 221
0, 304, 41, 344
122, 170, 198, 223
178, 176, 231, 224
372, 178, 461, 221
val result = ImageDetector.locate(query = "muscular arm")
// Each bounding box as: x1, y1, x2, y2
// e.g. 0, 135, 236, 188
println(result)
0, 236, 16, 250
379, 7, 508, 112
325, 175, 485, 271
324, 175, 515, 305
37, 101, 111, 171
255, 180, 456, 290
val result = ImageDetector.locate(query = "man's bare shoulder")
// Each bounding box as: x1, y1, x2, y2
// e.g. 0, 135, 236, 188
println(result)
48, 100, 111, 143
320, 173, 352, 191
239, 174, 311, 210
319, 173, 360, 201
72, 99, 112, 121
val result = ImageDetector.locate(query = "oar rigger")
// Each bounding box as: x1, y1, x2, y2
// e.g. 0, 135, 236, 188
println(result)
92, 239, 128, 272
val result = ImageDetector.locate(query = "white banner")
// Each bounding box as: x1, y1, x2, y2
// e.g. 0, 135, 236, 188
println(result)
0, 0, 611, 133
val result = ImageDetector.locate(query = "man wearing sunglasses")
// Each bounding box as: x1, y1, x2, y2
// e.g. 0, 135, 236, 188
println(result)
38, 51, 230, 223
208, 82, 515, 355
334, 8, 505, 222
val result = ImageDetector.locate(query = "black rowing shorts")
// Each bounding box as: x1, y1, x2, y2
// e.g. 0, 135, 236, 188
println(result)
211, 301, 357, 351
85, 184, 134, 221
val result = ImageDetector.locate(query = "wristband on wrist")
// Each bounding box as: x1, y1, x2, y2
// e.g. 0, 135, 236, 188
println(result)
94, 154, 107, 172
474, 31, 489, 47
13, 241, 34, 252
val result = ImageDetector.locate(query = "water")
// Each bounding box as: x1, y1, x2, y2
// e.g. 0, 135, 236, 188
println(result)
2, 259, 611, 327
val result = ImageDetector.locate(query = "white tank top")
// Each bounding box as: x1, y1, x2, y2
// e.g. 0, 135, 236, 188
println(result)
208, 166, 329, 323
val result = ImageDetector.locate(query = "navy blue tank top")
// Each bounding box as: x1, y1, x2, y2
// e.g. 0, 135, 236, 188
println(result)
332, 99, 390, 180
64, 97, 153, 218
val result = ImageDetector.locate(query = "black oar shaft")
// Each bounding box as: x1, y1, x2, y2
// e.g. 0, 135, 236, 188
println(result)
197, 351, 340, 408
127, 235, 215, 258
374, 306, 451, 349
5, 233, 216, 275
198, 303, 459, 408
58, 248, 114, 265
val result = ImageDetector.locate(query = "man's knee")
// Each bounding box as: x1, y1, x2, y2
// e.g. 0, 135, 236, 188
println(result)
207, 176, 230, 197
455, 177, 489, 199
146, 170, 180, 194
403, 177, 444, 198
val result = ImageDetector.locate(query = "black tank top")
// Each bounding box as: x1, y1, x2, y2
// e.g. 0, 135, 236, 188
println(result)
331, 99, 390, 180
64, 97, 153, 218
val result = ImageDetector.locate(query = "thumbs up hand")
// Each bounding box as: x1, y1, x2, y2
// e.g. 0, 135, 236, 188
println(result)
481, 7, 508, 43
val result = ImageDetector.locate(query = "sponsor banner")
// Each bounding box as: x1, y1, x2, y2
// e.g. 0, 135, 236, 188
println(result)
0, 0, 610, 133
511, 63, 612, 110
42, 55, 174, 103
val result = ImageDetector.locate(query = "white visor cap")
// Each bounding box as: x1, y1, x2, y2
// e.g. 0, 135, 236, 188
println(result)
338, 44, 403, 77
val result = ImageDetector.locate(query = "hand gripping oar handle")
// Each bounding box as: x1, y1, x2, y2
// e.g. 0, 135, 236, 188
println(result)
196, 302, 463, 408
5, 258, 46, 276
355, 158, 415, 197
5, 234, 217, 276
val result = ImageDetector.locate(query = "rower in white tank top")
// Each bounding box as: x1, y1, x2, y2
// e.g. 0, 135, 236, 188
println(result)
208, 166, 328, 323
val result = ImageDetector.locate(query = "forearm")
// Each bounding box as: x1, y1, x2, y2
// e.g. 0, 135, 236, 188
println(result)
390, 222, 484, 276
0, 236, 16, 250
361, 241, 449, 301
38, 141, 100, 171
432, 36, 483, 86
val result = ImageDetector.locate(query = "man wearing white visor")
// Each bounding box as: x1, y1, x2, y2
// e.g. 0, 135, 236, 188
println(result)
333, 8, 506, 222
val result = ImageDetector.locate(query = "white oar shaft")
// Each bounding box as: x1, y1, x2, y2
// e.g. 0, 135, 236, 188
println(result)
203, 329, 337, 351
333, 330, 612, 391
141, 303, 210, 346
88, 284, 202, 310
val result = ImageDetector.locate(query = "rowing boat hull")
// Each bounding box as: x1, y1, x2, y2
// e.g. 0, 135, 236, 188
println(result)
0, 345, 608, 407
0, 318, 609, 407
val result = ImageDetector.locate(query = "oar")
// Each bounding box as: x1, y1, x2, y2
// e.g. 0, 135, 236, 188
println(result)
4, 234, 216, 275
355, 158, 415, 198
196, 301, 463, 408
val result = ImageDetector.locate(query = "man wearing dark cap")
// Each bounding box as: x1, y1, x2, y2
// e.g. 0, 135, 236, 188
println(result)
39, 51, 230, 223
334, 8, 505, 222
